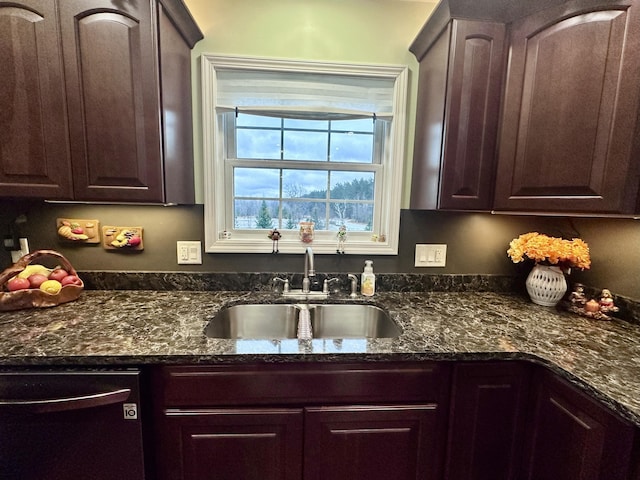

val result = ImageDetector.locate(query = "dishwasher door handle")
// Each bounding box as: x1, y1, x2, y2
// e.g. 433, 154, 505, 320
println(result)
0, 387, 131, 414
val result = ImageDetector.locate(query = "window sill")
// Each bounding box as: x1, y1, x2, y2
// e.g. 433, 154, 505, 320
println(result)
205, 238, 398, 255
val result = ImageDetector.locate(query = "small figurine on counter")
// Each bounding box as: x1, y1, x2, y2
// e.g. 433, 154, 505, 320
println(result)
598, 289, 619, 314
569, 283, 587, 306
268, 229, 281, 254
336, 225, 347, 254
564, 284, 619, 320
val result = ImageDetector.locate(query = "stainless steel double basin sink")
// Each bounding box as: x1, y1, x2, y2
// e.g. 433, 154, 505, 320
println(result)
205, 303, 401, 339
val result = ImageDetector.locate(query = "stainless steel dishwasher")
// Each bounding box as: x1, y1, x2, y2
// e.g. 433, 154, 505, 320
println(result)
0, 369, 145, 480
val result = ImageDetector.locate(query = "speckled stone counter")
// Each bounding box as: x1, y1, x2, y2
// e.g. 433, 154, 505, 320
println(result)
1, 290, 639, 427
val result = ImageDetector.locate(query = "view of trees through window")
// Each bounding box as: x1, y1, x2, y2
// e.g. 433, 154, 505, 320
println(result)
230, 114, 378, 232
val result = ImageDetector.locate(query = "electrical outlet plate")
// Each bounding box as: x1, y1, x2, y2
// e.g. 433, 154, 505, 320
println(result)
10, 238, 29, 263
177, 241, 202, 265
415, 244, 447, 267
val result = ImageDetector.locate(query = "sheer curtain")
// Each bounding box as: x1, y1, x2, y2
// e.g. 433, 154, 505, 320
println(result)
214, 68, 396, 121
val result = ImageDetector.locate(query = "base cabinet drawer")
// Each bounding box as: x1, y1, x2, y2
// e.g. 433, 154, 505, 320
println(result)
158, 362, 449, 407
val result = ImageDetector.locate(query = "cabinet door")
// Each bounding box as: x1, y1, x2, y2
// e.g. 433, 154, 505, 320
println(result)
157, 408, 304, 480
439, 20, 506, 210
304, 404, 446, 480
522, 369, 634, 480
445, 362, 530, 480
494, 0, 640, 213
58, 0, 165, 202
0, 0, 73, 198
410, 19, 505, 210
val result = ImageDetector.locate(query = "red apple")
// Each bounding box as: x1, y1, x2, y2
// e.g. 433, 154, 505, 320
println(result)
61, 275, 82, 287
49, 268, 69, 282
28, 273, 49, 288
7, 277, 30, 291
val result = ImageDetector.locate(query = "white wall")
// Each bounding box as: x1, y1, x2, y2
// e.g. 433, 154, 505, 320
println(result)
184, 0, 438, 205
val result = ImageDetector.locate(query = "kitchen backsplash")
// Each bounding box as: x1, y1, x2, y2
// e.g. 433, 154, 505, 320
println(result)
1, 201, 639, 301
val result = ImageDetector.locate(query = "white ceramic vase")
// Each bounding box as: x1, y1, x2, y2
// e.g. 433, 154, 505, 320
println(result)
526, 264, 568, 306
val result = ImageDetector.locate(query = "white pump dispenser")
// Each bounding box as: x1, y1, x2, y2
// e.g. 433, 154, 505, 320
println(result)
361, 260, 375, 296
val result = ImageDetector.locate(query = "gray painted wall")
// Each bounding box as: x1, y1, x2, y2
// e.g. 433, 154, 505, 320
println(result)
1, 200, 637, 299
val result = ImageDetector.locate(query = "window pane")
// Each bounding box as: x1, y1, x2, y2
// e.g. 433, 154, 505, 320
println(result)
283, 130, 327, 161
234, 168, 280, 197
281, 201, 328, 230
283, 118, 328, 130
237, 129, 281, 159
281, 201, 307, 229
234, 199, 279, 229
330, 132, 373, 163
332, 118, 373, 133
237, 113, 281, 128
330, 172, 374, 200
282, 170, 328, 198
329, 202, 373, 232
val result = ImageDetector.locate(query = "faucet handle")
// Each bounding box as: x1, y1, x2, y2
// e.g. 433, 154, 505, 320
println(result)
272, 277, 290, 293
323, 277, 340, 294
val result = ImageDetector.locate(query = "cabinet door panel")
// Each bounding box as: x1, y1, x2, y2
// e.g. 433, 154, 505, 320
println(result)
0, 1, 73, 198
59, 0, 164, 202
522, 370, 634, 480
439, 20, 505, 210
446, 362, 529, 480
304, 405, 445, 480
158, 408, 303, 480
495, 1, 640, 212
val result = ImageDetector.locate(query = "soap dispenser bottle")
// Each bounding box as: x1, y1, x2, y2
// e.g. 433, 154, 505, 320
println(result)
361, 260, 375, 296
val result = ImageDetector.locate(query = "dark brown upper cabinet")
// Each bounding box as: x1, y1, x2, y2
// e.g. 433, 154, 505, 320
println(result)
410, 0, 640, 215
410, 4, 506, 210
0, 0, 202, 203
494, 0, 640, 214
0, 0, 74, 199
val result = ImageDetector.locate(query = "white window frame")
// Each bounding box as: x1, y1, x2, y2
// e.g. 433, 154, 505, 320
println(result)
202, 54, 408, 254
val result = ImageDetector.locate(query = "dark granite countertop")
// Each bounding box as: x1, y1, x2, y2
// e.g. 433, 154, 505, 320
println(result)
1, 290, 639, 427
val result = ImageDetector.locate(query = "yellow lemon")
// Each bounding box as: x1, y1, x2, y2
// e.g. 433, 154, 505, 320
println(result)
40, 279, 62, 295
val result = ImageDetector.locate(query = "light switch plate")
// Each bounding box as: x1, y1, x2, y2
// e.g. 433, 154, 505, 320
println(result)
415, 244, 447, 267
10, 238, 29, 263
177, 241, 202, 265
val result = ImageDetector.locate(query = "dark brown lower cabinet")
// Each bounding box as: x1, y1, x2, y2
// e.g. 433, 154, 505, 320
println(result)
304, 405, 444, 480
152, 362, 637, 480
445, 362, 530, 480
521, 369, 635, 480
160, 408, 303, 480
153, 362, 450, 480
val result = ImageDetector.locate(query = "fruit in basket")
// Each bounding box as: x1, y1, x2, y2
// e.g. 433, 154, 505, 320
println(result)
7, 277, 31, 291
27, 274, 49, 288
40, 279, 62, 295
48, 268, 69, 282
61, 275, 82, 287
17, 264, 52, 279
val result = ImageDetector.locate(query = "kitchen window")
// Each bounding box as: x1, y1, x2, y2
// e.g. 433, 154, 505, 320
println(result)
202, 54, 408, 254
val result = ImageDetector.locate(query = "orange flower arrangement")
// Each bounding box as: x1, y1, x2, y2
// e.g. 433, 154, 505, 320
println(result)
507, 232, 591, 271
